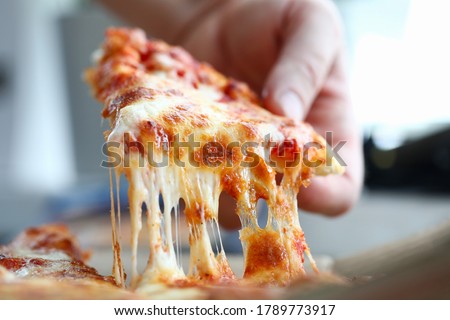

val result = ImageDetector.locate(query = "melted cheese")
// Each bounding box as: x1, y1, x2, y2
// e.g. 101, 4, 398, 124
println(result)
0, 266, 16, 282
108, 121, 321, 287
115, 154, 234, 288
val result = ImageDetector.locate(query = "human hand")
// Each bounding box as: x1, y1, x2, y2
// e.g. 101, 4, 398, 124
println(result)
178, 0, 363, 223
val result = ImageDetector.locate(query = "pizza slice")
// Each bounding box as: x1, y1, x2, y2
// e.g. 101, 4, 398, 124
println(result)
85, 28, 344, 290
0, 224, 137, 299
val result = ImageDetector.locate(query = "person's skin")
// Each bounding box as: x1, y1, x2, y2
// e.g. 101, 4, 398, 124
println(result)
99, 0, 364, 228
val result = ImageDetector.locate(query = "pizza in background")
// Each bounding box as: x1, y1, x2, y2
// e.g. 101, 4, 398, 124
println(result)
0, 224, 137, 299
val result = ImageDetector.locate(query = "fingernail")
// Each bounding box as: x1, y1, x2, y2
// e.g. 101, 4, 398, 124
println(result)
278, 90, 304, 120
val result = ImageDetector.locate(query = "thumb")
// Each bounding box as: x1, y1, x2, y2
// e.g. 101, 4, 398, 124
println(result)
263, 0, 341, 120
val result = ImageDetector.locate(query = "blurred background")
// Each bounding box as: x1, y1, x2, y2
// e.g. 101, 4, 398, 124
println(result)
0, 0, 449, 269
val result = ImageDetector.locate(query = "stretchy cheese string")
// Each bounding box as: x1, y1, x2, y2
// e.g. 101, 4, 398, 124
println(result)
174, 205, 181, 269
115, 170, 122, 265
109, 168, 124, 287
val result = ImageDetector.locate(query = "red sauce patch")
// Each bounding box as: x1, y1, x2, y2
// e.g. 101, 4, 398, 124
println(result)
270, 139, 301, 168
176, 69, 186, 78
0, 256, 26, 271
14, 225, 84, 260
222, 79, 259, 104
